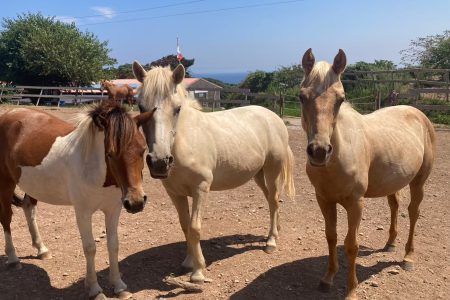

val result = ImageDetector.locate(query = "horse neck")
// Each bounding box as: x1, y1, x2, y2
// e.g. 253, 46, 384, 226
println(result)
329, 104, 364, 162
62, 118, 108, 186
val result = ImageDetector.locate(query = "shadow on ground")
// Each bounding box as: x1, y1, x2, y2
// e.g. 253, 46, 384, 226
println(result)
0, 237, 397, 300
230, 245, 399, 300
0, 234, 264, 299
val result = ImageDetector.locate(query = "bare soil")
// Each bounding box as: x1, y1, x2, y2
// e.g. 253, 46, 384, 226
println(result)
0, 106, 449, 300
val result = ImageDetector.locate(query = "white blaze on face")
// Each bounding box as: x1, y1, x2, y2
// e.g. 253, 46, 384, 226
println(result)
148, 103, 175, 161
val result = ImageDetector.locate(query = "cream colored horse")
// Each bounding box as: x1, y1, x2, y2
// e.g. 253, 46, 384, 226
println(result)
132, 62, 295, 282
299, 49, 436, 300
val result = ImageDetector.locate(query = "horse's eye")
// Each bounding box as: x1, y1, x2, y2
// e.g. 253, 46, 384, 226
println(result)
106, 152, 113, 158
174, 106, 181, 115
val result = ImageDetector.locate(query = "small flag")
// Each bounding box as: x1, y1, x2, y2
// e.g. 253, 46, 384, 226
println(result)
177, 37, 183, 62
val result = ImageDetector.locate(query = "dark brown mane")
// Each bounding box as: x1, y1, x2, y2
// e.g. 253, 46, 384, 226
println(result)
89, 101, 135, 155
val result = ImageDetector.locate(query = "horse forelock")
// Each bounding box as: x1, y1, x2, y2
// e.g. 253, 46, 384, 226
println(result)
301, 61, 340, 93
93, 102, 135, 156
139, 66, 202, 111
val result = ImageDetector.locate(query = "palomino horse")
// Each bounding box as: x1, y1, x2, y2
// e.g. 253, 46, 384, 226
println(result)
132, 62, 295, 282
100, 80, 135, 106
299, 49, 436, 299
0, 101, 155, 298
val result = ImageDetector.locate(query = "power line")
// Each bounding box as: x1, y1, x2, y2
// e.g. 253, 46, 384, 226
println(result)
79, 0, 304, 27
57, 0, 207, 21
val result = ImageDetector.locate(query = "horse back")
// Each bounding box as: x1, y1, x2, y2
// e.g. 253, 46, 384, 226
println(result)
0, 108, 74, 171
363, 105, 435, 197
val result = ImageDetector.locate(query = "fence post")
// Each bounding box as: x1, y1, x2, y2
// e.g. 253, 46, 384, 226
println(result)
0, 85, 4, 103
279, 93, 284, 117
391, 71, 395, 92
446, 70, 449, 102
36, 88, 44, 106
17, 87, 23, 105
415, 70, 421, 103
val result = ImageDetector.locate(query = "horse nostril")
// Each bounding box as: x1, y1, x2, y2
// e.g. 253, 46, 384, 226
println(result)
123, 200, 131, 211
143, 195, 148, 204
168, 155, 174, 165
327, 144, 333, 154
306, 143, 314, 157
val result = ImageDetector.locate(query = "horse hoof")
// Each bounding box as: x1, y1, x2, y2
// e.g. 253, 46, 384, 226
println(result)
90, 292, 107, 300
318, 280, 331, 292
402, 260, 414, 271
264, 244, 277, 254
38, 251, 52, 260
6, 261, 22, 270
190, 272, 205, 283
383, 244, 396, 253
118, 290, 133, 300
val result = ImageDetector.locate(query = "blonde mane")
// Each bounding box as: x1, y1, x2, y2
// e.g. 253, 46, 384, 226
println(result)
139, 66, 202, 110
301, 61, 340, 92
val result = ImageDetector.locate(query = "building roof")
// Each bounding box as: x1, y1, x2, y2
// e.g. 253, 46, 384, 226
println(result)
109, 78, 222, 90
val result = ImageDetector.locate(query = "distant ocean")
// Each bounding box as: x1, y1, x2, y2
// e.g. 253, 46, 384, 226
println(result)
191, 72, 248, 85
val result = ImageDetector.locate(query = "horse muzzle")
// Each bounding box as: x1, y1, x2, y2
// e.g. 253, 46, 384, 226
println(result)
146, 154, 173, 179
306, 142, 333, 167
123, 195, 147, 214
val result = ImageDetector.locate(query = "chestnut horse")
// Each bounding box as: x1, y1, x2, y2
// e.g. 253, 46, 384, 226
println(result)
132, 63, 295, 283
100, 80, 135, 106
0, 101, 154, 298
299, 49, 436, 299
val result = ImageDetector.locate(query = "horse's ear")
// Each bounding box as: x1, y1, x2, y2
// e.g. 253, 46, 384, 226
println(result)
332, 49, 347, 74
302, 48, 315, 76
92, 114, 107, 131
133, 61, 146, 83
172, 64, 185, 85
134, 107, 157, 127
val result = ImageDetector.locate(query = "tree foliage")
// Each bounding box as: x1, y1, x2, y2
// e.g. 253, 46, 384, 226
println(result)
113, 55, 195, 79
0, 13, 116, 86
240, 70, 274, 92
145, 54, 195, 77
400, 30, 450, 69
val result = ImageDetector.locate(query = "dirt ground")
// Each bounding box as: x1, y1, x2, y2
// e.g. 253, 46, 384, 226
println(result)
0, 106, 449, 300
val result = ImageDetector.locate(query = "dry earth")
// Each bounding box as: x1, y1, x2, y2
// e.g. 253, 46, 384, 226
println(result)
0, 106, 449, 300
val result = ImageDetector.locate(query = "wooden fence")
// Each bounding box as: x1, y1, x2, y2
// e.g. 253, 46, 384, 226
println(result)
0, 85, 106, 106
2, 68, 450, 116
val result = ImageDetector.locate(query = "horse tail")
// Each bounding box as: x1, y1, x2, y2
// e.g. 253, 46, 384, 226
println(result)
281, 145, 296, 201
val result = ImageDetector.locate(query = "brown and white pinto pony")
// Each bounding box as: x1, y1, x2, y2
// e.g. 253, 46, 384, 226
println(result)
0, 101, 155, 298
100, 80, 135, 106
299, 49, 436, 300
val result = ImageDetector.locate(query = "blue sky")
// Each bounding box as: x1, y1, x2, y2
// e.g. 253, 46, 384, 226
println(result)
1, 0, 449, 73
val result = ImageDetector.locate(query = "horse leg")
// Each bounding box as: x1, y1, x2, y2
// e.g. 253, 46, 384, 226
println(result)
0, 183, 21, 269
403, 183, 424, 271
188, 183, 209, 282
168, 193, 192, 269
254, 169, 278, 253
22, 195, 51, 259
384, 192, 400, 252
103, 205, 129, 297
317, 196, 338, 292
343, 199, 363, 300
75, 209, 103, 298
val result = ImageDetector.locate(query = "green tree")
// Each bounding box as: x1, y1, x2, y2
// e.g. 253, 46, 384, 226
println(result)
0, 13, 116, 86
240, 70, 273, 92
146, 54, 195, 77
115, 63, 134, 79
400, 30, 450, 69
